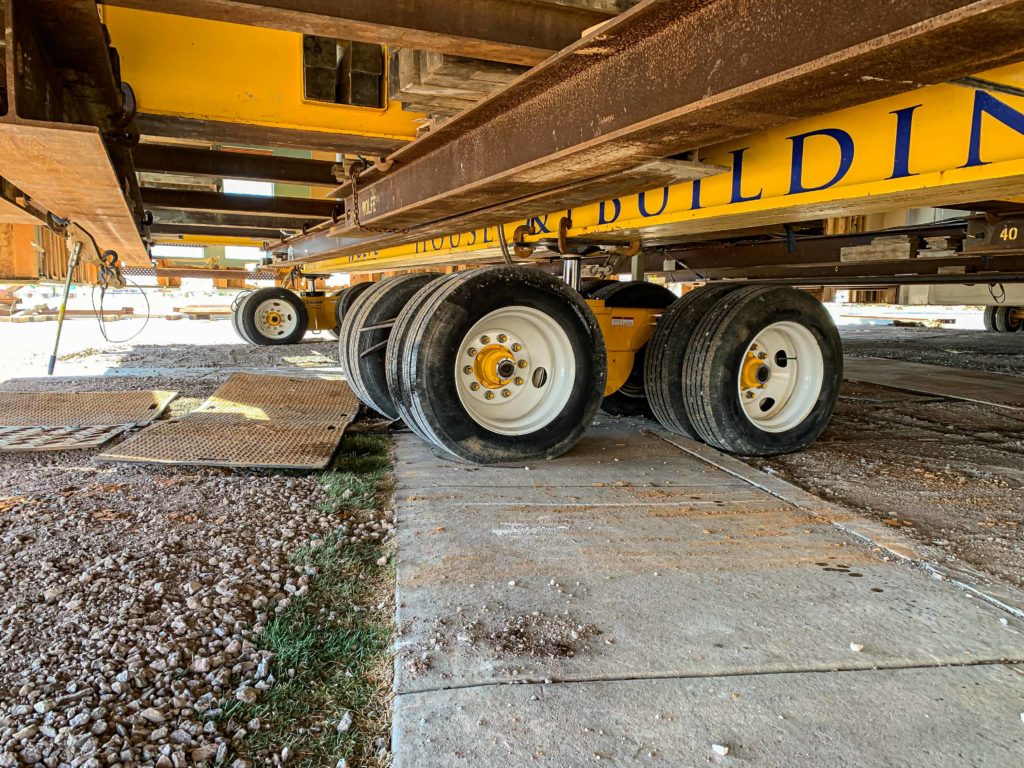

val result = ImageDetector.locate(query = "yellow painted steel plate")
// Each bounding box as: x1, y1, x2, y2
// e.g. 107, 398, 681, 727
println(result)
97, 374, 360, 470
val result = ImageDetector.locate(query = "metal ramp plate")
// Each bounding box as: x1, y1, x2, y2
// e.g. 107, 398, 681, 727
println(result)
97, 374, 360, 470
0, 390, 177, 452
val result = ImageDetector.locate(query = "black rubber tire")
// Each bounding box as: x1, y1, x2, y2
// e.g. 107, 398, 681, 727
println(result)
683, 286, 842, 456
994, 306, 1023, 333
239, 287, 308, 346
340, 273, 442, 419
391, 266, 607, 464
337, 281, 374, 329
386, 273, 467, 441
578, 279, 617, 298
983, 306, 999, 333
230, 290, 255, 344
592, 281, 677, 418
645, 285, 742, 438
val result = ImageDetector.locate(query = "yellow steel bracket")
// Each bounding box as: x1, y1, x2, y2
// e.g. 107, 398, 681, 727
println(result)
587, 300, 661, 396
301, 293, 340, 332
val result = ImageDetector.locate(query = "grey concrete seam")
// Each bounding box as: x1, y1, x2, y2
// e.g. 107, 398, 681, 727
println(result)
391, 658, 1024, 699
647, 429, 1024, 621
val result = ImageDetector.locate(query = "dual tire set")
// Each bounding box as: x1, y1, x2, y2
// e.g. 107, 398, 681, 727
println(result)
983, 306, 1024, 333
335, 266, 843, 464
231, 285, 375, 345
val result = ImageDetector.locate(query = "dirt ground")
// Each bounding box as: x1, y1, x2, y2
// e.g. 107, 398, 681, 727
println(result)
755, 325, 1024, 591
840, 325, 1024, 377
2, 318, 338, 381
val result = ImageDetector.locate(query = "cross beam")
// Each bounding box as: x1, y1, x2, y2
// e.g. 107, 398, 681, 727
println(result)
98, 0, 612, 66
281, 0, 1024, 264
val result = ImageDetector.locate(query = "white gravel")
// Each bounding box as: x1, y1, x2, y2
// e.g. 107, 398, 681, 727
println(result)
0, 358, 396, 768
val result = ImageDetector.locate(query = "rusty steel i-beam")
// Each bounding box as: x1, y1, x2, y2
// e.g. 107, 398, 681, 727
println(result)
281, 0, 1024, 264
132, 145, 341, 187
141, 189, 338, 219
98, 0, 613, 66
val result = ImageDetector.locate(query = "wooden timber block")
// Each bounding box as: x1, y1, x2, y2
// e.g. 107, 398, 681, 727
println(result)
840, 236, 914, 263
419, 52, 527, 88
0, 121, 148, 266
393, 50, 489, 102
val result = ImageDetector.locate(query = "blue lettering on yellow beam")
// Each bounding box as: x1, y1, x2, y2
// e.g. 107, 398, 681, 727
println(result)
962, 90, 1024, 168
729, 148, 762, 203
638, 186, 670, 217
599, 198, 622, 224
787, 128, 855, 195
888, 104, 922, 180
529, 215, 552, 234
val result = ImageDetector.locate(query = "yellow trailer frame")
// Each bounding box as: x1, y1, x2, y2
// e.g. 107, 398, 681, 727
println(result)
283, 62, 1024, 275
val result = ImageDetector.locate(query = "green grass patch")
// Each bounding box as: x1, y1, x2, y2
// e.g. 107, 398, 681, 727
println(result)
221, 434, 395, 767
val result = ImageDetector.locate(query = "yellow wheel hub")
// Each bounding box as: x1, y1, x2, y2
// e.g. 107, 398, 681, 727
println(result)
264, 311, 283, 327
473, 343, 518, 389
740, 347, 770, 390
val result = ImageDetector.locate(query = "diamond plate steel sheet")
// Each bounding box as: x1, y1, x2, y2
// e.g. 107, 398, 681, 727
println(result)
0, 390, 178, 428
97, 374, 359, 470
0, 425, 132, 452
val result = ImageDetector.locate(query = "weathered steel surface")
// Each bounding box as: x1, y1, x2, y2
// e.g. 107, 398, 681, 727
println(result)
282, 0, 1024, 263
0, 0, 149, 264
132, 145, 340, 186
0, 390, 177, 427
97, 374, 360, 470
100, 0, 613, 66
148, 223, 287, 240
141, 189, 337, 219
0, 123, 149, 265
134, 114, 405, 156
667, 254, 1024, 285
147, 208, 307, 232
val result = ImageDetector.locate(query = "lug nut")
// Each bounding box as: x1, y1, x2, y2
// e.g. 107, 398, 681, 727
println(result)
512, 343, 523, 352
745, 391, 756, 399
517, 359, 528, 368
514, 377, 524, 386
501, 389, 511, 398
498, 334, 508, 343
463, 365, 473, 374
485, 391, 495, 400
757, 352, 768, 360
480, 335, 490, 344
470, 382, 480, 391
468, 347, 478, 357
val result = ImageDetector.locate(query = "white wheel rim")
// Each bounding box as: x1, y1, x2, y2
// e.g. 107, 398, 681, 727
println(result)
737, 321, 824, 433
455, 306, 575, 436
252, 298, 299, 339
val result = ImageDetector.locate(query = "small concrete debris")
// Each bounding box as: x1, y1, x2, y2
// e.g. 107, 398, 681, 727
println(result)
850, 643, 865, 652
712, 743, 731, 756
336, 710, 354, 733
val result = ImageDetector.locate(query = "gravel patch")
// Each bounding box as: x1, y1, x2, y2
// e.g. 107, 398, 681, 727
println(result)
0, 374, 394, 767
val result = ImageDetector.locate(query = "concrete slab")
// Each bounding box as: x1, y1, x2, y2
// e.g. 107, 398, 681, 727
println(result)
393, 663, 1024, 767
391, 422, 1024, 766
844, 357, 1024, 409
395, 423, 749, 489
